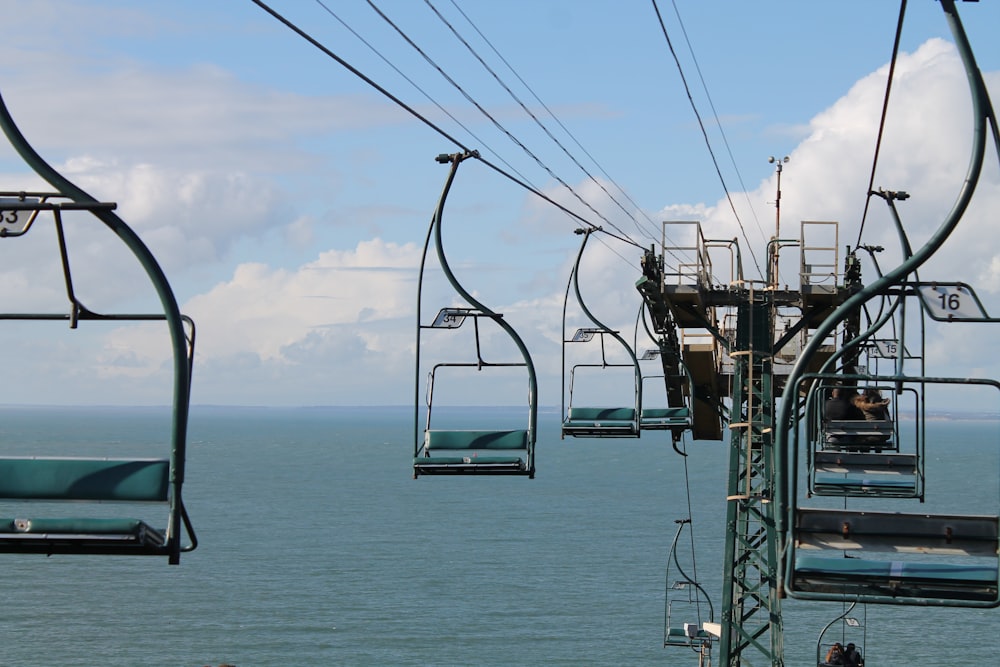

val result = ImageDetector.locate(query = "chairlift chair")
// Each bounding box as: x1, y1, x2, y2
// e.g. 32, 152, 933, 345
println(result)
561, 228, 642, 439
787, 375, 1000, 607
412, 153, 537, 478
0, 92, 197, 564
638, 348, 694, 435
806, 377, 922, 500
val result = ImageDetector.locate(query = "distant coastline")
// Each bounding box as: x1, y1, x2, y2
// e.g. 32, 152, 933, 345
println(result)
0, 403, 996, 422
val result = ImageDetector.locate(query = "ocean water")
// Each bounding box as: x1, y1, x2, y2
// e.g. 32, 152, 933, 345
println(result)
0, 405, 995, 666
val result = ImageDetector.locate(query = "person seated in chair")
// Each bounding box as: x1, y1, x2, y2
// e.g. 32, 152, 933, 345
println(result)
824, 387, 864, 421
823, 387, 868, 447
852, 388, 892, 445
824, 642, 845, 665
853, 387, 890, 421
843, 642, 863, 666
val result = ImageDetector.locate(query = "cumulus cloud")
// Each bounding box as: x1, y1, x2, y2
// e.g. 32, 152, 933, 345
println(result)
183, 239, 420, 362
695, 40, 1000, 299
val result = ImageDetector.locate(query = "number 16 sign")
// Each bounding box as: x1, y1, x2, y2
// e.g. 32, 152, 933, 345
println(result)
916, 283, 988, 321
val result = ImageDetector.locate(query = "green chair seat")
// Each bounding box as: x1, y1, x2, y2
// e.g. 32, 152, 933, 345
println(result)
563, 407, 639, 437
0, 517, 148, 535
413, 455, 526, 475
640, 407, 691, 429
0, 457, 175, 556
416, 430, 532, 477
665, 626, 710, 646
796, 554, 996, 583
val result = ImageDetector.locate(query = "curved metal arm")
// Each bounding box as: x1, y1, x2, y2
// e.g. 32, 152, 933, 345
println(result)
809, 191, 917, 388
777, 0, 999, 576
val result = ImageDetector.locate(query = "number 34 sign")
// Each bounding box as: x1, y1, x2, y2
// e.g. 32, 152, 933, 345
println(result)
916, 283, 991, 321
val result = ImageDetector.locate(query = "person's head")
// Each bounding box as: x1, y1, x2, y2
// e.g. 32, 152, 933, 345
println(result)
847, 643, 855, 651
865, 387, 882, 400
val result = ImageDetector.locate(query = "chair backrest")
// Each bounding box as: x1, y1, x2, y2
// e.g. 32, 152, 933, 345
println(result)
0, 457, 170, 501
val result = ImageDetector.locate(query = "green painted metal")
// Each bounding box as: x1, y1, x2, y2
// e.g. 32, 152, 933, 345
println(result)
811, 473, 917, 495
0, 517, 169, 557
635, 234, 785, 661
413, 152, 538, 477
639, 406, 691, 425
0, 90, 196, 564
416, 427, 530, 473
561, 228, 643, 439
566, 406, 637, 421
0, 518, 155, 537
719, 297, 783, 666
632, 0, 992, 661
794, 556, 998, 588
663, 519, 715, 653
776, 0, 996, 571
786, 375, 1000, 608
0, 458, 169, 501
423, 429, 529, 450
562, 407, 640, 437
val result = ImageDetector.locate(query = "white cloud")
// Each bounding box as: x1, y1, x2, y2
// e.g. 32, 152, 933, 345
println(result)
1, 5, 998, 408
59, 159, 288, 270
693, 40, 1000, 300
184, 239, 420, 362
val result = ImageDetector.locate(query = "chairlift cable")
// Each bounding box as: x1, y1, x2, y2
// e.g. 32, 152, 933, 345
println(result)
443, 0, 679, 250
667, 0, 770, 249
855, 0, 908, 250
251, 0, 606, 233
424, 0, 662, 248
366, 0, 640, 244
311, 0, 540, 196
650, 0, 764, 282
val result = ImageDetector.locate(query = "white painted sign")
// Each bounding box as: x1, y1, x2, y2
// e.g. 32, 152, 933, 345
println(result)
871, 339, 899, 358
0, 197, 40, 236
917, 283, 984, 321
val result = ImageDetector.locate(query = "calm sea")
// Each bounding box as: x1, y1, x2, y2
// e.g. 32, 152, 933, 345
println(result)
0, 405, 995, 666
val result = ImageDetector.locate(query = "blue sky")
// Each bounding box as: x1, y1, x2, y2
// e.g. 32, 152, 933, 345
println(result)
0, 1, 998, 407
